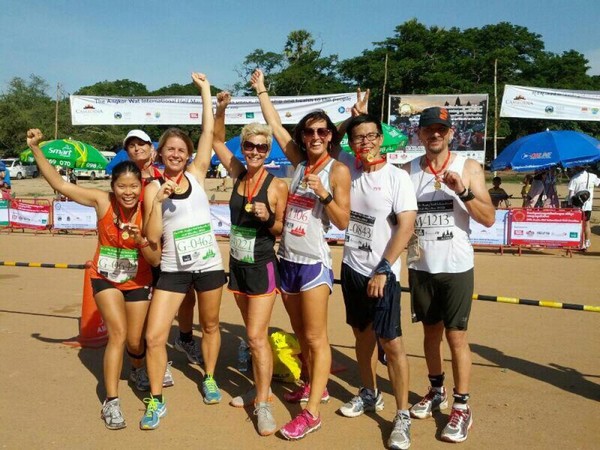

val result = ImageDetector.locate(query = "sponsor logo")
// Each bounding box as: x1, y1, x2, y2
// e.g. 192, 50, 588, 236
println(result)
189, 112, 199, 119
154, 112, 161, 118
581, 107, 589, 112
592, 108, 599, 115
514, 95, 526, 100
145, 112, 152, 117
545, 105, 554, 114
338, 106, 346, 113
569, 232, 579, 238
76, 105, 103, 114
506, 95, 533, 106
246, 112, 255, 119
522, 152, 552, 160
114, 112, 122, 119
526, 230, 535, 236
83, 104, 95, 110
285, 112, 292, 118
514, 230, 524, 235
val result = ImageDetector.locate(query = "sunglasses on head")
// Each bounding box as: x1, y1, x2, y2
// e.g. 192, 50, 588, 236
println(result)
302, 127, 331, 138
242, 141, 269, 153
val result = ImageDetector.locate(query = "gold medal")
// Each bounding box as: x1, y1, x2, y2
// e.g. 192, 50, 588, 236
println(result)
174, 185, 183, 194
366, 154, 374, 162
434, 180, 441, 190
245, 203, 253, 213
300, 181, 307, 189
121, 231, 130, 240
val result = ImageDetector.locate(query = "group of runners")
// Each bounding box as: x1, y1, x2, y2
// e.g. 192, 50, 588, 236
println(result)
27, 69, 496, 449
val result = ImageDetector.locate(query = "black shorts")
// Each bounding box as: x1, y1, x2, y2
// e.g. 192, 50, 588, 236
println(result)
583, 210, 591, 221
341, 263, 402, 339
409, 268, 474, 330
156, 269, 226, 294
151, 265, 161, 287
228, 258, 280, 297
91, 278, 151, 302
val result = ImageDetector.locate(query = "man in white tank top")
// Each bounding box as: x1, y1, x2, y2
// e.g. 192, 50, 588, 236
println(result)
402, 107, 494, 444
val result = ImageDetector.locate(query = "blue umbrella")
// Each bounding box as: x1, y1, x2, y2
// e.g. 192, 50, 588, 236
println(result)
491, 130, 600, 172
211, 136, 290, 166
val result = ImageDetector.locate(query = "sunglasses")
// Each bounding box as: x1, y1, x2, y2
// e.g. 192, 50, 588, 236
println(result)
302, 127, 331, 138
242, 141, 269, 153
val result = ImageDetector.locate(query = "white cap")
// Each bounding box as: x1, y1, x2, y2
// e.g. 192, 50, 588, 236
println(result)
123, 129, 152, 147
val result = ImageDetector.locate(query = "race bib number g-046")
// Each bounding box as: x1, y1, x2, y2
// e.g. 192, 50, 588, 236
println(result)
415, 200, 455, 241
230, 225, 257, 263
284, 194, 315, 238
345, 210, 375, 252
97, 246, 139, 283
173, 223, 216, 265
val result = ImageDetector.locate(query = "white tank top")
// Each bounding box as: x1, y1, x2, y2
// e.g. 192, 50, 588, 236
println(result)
408, 154, 473, 273
157, 173, 223, 273
278, 159, 334, 268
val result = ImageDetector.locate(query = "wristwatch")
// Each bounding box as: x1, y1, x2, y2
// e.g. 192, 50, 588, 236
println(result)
458, 188, 475, 202
319, 192, 333, 205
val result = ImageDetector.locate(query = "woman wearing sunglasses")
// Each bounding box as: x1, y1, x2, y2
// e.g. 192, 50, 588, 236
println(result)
26, 128, 161, 430
212, 91, 288, 436
251, 69, 351, 440
140, 73, 226, 430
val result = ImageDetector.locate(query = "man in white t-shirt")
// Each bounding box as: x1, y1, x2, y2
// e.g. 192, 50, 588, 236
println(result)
334, 114, 417, 450
568, 167, 600, 249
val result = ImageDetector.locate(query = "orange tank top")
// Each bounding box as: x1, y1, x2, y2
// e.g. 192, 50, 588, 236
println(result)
90, 198, 152, 289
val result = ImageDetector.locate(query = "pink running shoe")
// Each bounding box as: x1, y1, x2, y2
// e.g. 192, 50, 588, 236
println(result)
283, 383, 330, 403
280, 409, 321, 440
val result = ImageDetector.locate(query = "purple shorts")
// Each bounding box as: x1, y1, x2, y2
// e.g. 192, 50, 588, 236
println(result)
279, 259, 334, 294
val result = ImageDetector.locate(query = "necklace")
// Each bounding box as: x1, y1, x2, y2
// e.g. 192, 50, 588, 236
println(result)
425, 151, 451, 190
164, 171, 185, 194
301, 153, 329, 188
244, 168, 266, 212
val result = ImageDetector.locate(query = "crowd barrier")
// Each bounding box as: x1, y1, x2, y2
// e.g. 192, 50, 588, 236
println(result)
0, 198, 585, 252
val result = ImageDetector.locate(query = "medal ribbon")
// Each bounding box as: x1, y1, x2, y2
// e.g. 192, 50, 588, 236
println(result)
164, 171, 185, 192
355, 154, 386, 170
303, 153, 329, 181
425, 151, 451, 183
115, 201, 138, 243
245, 168, 266, 206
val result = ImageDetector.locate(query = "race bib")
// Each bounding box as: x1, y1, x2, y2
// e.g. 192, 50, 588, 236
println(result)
345, 210, 374, 252
230, 225, 257, 263
97, 246, 139, 283
415, 200, 455, 241
173, 223, 216, 265
284, 194, 315, 237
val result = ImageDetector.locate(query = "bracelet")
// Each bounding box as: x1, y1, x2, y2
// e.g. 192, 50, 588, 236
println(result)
264, 212, 276, 228
138, 239, 150, 249
319, 192, 333, 205
257, 90, 268, 96
459, 188, 476, 202
457, 187, 467, 197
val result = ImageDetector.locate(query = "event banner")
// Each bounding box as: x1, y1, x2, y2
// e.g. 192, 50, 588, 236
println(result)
500, 85, 600, 122
469, 209, 509, 246
70, 93, 356, 126
388, 94, 488, 164
9, 200, 50, 230
0, 200, 8, 226
53, 201, 97, 230
509, 208, 583, 248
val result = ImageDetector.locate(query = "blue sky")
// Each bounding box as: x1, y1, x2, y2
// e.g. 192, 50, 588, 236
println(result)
2, 0, 599, 96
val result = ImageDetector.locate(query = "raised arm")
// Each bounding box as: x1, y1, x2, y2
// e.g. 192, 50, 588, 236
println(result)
250, 69, 304, 167
142, 180, 176, 245
26, 129, 106, 210
189, 72, 214, 183
213, 91, 245, 180
332, 88, 370, 159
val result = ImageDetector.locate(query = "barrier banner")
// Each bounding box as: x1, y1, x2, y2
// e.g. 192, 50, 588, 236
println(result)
469, 210, 509, 246
509, 208, 583, 247
9, 200, 50, 230
53, 201, 98, 230
500, 85, 600, 122
210, 203, 231, 236
70, 93, 355, 126
388, 93, 488, 164
0, 199, 9, 226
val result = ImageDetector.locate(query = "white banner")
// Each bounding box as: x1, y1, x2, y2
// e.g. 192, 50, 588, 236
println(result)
469, 210, 509, 246
0, 199, 8, 226
500, 85, 600, 121
70, 93, 356, 126
388, 94, 488, 164
53, 201, 98, 230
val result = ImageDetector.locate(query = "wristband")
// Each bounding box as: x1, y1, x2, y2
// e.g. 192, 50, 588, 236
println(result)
459, 188, 475, 202
264, 212, 276, 228
457, 187, 467, 197
319, 192, 333, 205
257, 90, 268, 96
374, 258, 392, 275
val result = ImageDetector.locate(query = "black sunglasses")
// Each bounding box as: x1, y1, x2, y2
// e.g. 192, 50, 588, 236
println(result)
242, 141, 269, 153
302, 127, 331, 138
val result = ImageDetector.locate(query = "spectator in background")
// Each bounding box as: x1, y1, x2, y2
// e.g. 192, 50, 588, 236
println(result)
520, 174, 533, 206
568, 166, 600, 250
488, 176, 510, 208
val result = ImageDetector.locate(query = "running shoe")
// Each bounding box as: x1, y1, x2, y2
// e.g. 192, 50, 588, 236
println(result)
279, 409, 321, 440
441, 405, 473, 443
339, 387, 384, 418
388, 411, 411, 449
409, 386, 448, 419
254, 402, 276, 436
283, 383, 330, 404
139, 396, 167, 430
230, 386, 273, 408
129, 366, 149, 392
202, 375, 222, 404
162, 361, 174, 388
174, 336, 203, 365
101, 398, 126, 430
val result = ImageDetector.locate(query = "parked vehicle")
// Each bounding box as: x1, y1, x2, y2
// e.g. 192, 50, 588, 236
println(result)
1, 158, 38, 179
74, 151, 115, 180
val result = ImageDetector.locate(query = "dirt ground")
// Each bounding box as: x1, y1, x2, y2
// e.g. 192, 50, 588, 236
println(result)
1, 177, 599, 449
